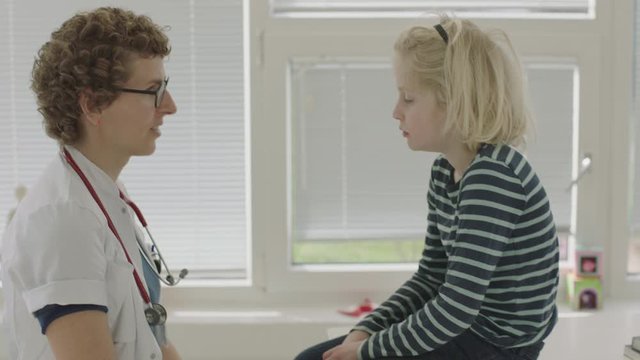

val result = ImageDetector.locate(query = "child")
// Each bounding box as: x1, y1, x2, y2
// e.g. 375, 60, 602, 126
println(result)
295, 15, 559, 360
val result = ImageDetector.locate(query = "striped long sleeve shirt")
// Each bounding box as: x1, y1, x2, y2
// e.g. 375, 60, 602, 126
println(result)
353, 144, 559, 360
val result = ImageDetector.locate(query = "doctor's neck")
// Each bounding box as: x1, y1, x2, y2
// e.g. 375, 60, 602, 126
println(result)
72, 139, 130, 182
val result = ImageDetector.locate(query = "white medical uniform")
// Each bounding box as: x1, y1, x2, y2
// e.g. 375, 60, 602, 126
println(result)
1, 146, 162, 360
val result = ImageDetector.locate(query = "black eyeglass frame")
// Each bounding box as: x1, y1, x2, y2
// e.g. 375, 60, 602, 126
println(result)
114, 77, 169, 108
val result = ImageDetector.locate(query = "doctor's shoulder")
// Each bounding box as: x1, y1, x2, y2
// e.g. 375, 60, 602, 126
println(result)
6, 179, 107, 250
18, 162, 106, 224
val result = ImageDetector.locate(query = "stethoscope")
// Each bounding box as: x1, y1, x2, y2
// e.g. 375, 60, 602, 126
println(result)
61, 147, 188, 326
124, 195, 189, 287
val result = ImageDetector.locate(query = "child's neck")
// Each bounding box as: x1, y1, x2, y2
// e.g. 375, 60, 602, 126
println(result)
444, 144, 476, 184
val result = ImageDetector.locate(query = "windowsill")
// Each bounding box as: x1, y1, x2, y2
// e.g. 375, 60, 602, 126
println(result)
168, 305, 360, 325
162, 298, 638, 360
163, 298, 637, 325
0, 298, 636, 360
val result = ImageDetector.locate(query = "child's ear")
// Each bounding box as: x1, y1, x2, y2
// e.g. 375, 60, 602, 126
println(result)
78, 89, 101, 126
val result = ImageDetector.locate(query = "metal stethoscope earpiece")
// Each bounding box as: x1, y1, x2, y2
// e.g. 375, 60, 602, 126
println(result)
165, 269, 189, 286
138, 220, 189, 287
122, 191, 189, 287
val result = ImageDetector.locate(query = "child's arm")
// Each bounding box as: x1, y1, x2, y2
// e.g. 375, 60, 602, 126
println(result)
352, 174, 448, 335
357, 161, 526, 360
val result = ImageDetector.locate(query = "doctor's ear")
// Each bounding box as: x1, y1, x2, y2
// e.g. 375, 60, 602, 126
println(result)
78, 90, 102, 126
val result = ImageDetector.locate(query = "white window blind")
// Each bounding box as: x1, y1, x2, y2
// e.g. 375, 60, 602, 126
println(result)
291, 59, 573, 248
524, 64, 575, 232
0, 0, 247, 279
291, 60, 437, 241
271, 0, 594, 18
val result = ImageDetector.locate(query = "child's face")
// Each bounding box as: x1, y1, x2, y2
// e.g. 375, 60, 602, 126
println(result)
392, 55, 448, 153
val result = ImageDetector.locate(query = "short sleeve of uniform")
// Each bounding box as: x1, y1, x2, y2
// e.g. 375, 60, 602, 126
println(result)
11, 202, 109, 313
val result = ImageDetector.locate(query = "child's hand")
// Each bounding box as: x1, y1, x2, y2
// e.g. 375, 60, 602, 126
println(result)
322, 340, 363, 360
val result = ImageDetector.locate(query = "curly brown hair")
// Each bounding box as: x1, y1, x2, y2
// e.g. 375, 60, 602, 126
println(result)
31, 7, 171, 144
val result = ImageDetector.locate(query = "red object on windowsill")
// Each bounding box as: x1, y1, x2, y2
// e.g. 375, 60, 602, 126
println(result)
338, 298, 376, 317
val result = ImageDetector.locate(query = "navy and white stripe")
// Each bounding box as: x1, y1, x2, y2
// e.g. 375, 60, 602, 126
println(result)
353, 144, 559, 359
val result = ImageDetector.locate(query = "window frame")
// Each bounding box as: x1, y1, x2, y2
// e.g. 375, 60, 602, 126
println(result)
609, 0, 639, 299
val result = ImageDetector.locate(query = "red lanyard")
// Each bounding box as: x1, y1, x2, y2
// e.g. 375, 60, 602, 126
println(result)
62, 148, 151, 305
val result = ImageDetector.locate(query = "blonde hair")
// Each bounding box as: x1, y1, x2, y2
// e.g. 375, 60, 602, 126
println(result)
394, 16, 531, 151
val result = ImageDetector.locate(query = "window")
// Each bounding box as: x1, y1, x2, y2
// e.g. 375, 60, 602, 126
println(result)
290, 59, 437, 265
2, 0, 630, 301
524, 63, 579, 264
259, 0, 607, 294
0, 0, 248, 280
290, 59, 577, 266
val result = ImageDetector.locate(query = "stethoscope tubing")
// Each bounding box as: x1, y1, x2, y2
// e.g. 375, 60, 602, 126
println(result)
122, 192, 187, 286
61, 148, 188, 298
61, 148, 153, 304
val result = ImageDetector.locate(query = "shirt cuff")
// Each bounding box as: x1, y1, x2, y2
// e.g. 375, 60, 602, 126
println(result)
23, 279, 107, 313
34, 304, 107, 334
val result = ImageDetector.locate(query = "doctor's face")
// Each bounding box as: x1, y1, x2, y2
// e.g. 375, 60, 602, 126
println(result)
99, 55, 177, 156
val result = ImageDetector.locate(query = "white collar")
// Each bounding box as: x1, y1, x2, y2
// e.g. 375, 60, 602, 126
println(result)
62, 145, 121, 199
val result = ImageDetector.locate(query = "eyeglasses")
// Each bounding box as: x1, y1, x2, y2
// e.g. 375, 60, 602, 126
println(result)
114, 77, 169, 108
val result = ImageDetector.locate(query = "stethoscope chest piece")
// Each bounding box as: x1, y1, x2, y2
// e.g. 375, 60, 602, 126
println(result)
145, 303, 167, 326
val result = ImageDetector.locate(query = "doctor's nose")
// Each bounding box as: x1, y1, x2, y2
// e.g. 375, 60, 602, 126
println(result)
159, 90, 177, 115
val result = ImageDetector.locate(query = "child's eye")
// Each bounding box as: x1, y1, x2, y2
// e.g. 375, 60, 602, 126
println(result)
403, 97, 413, 103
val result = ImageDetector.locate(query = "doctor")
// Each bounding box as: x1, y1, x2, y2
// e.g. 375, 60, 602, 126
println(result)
1, 7, 181, 360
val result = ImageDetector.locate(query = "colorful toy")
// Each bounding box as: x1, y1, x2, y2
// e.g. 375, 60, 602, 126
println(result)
566, 248, 603, 310
566, 272, 602, 310
575, 250, 602, 277
338, 298, 376, 317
